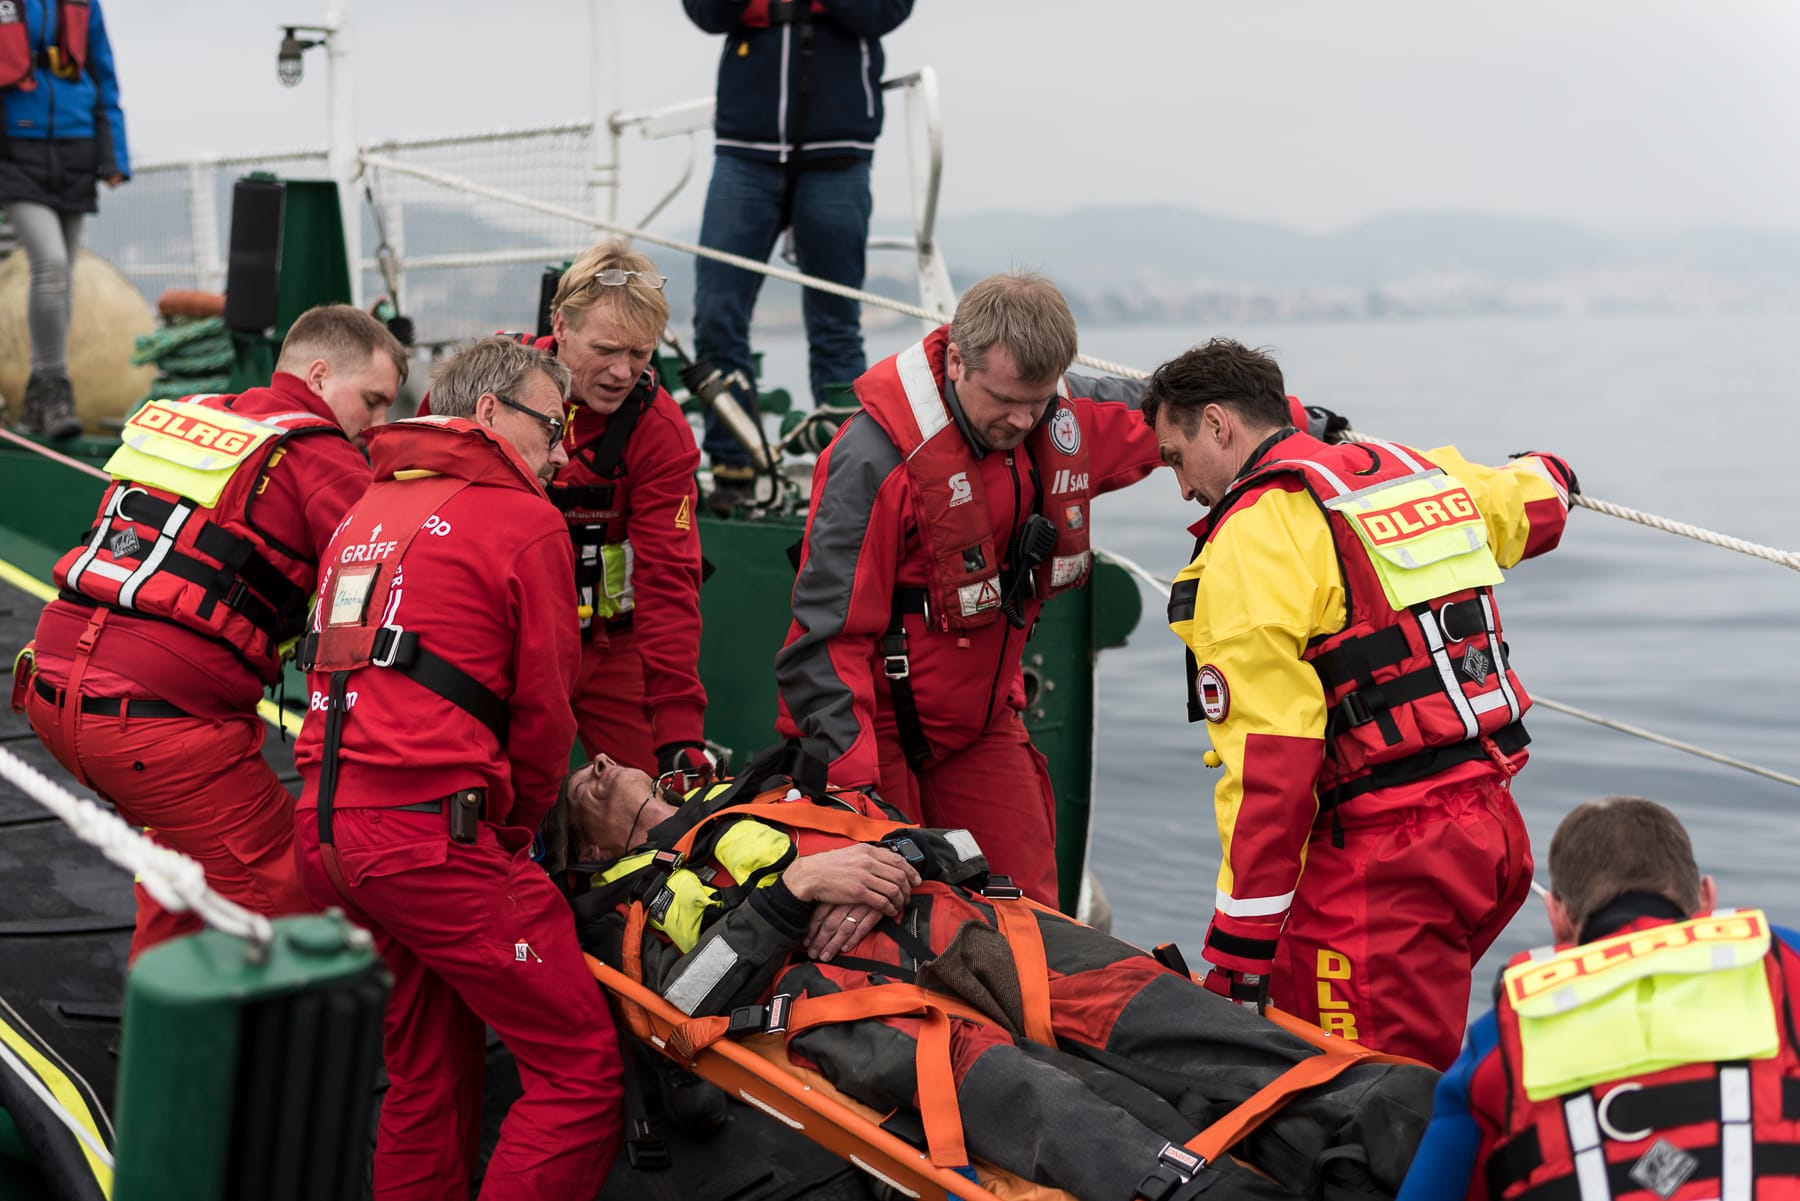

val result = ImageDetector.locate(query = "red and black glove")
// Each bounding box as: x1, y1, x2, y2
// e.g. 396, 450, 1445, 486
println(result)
1303, 404, 1351, 444
1202, 967, 1270, 1014
1511, 450, 1580, 499
655, 741, 716, 792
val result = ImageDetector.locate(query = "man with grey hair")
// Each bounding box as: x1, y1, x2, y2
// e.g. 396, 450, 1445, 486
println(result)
292, 335, 620, 1200
772, 273, 1168, 908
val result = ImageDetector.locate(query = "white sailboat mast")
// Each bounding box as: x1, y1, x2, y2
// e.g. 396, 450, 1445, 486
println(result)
590, 0, 621, 222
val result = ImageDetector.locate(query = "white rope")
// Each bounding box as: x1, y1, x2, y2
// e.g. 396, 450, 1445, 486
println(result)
0, 746, 274, 950
0, 1038, 114, 1169
1094, 549, 1800, 794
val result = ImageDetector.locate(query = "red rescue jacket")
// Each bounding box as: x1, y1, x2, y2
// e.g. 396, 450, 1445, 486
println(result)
52, 387, 348, 686
1484, 913, 1800, 1200
293, 417, 580, 830
854, 325, 1094, 630
774, 326, 1163, 787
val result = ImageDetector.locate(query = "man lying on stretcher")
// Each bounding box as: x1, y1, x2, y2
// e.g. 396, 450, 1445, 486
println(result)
567, 746, 1438, 1201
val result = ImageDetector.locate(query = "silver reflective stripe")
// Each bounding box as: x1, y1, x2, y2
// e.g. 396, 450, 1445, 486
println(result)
75, 560, 131, 583
118, 500, 194, 610
859, 38, 874, 118
894, 339, 949, 445
1471, 690, 1515, 715
1414, 609, 1481, 740
1721, 1066, 1752, 1201
63, 484, 133, 593
662, 935, 740, 1016
1271, 454, 1353, 498
1214, 887, 1294, 918
777, 25, 791, 163
1330, 467, 1442, 506
944, 829, 982, 863
1477, 593, 1523, 722
1562, 1093, 1613, 1200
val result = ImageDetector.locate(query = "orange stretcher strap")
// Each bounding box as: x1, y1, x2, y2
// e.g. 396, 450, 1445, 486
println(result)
673, 799, 914, 857
672, 982, 994, 1168
1181, 1042, 1419, 1166
989, 894, 1056, 1047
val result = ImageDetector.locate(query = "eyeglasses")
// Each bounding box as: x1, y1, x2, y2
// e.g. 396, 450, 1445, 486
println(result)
592, 268, 666, 291
492, 392, 565, 451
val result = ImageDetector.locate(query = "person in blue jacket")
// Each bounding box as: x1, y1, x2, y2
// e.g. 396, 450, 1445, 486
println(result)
0, 0, 129, 440
682, 0, 913, 509
1398, 795, 1800, 1200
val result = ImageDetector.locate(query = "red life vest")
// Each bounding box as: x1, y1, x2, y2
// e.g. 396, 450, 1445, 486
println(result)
0, 0, 88, 90
54, 394, 344, 684
854, 326, 1094, 632
1194, 435, 1529, 801
1487, 914, 1800, 1201
740, 0, 825, 27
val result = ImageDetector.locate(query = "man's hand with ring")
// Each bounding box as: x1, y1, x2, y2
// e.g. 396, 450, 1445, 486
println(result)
805, 901, 882, 960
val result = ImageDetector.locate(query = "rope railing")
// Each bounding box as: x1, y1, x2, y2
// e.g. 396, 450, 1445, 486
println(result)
1093, 549, 1800, 795
0, 745, 274, 952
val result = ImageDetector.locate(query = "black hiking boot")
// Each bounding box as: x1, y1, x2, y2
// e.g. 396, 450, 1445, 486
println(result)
19, 372, 81, 441
654, 1058, 728, 1139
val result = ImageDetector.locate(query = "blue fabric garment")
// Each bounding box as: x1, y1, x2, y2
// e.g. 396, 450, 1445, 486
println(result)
1398, 924, 1800, 1200
692, 153, 872, 461
2, 0, 129, 175
682, 0, 911, 164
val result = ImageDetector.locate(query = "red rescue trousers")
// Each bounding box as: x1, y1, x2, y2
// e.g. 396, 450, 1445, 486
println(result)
294, 807, 623, 1201
875, 707, 1059, 908
1272, 767, 1534, 1070
23, 683, 311, 963
570, 625, 655, 773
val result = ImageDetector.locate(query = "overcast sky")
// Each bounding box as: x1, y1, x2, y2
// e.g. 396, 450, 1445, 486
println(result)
108, 1, 1800, 236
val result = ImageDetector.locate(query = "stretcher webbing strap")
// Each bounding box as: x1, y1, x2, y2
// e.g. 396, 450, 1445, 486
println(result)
670, 983, 991, 1168
672, 800, 913, 858
1182, 1044, 1415, 1166
616, 903, 658, 1042
989, 896, 1056, 1047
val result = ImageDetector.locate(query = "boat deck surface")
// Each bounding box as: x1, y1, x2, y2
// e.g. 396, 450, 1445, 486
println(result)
0, 576, 877, 1201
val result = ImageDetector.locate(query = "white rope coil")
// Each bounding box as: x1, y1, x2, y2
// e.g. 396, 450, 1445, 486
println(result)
1093, 550, 1800, 794
0, 746, 273, 950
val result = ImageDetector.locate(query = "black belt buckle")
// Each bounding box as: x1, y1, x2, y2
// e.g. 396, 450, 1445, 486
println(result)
880, 631, 909, 680
726, 1004, 767, 1036
625, 1117, 670, 1170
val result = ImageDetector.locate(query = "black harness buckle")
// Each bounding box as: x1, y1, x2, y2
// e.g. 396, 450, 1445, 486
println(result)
880, 630, 910, 681
981, 875, 1024, 901
1335, 691, 1374, 728
726, 1005, 769, 1036
624, 1117, 670, 1170
369, 625, 408, 668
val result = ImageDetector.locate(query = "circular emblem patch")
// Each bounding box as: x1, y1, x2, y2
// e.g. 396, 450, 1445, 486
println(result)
1196, 664, 1230, 723
1049, 405, 1081, 456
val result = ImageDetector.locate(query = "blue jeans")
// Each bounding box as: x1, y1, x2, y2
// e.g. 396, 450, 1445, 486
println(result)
693, 153, 872, 466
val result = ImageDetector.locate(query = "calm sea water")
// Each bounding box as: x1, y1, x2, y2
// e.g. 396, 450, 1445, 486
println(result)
753, 310, 1800, 1011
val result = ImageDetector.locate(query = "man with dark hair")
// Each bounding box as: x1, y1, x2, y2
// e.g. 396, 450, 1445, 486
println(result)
292, 337, 621, 1201
570, 750, 1440, 1201
1399, 796, 1800, 1199
19, 304, 405, 961
1150, 338, 1577, 1067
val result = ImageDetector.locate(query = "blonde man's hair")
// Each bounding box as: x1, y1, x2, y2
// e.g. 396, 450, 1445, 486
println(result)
552, 238, 670, 343
429, 336, 572, 419
276, 304, 409, 383
948, 272, 1078, 382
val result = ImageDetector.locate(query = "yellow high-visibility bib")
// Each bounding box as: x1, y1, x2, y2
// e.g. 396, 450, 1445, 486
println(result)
1327, 469, 1503, 609
104, 399, 288, 507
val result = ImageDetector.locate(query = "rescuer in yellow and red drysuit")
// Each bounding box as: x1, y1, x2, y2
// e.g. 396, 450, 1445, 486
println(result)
1145, 338, 1576, 1070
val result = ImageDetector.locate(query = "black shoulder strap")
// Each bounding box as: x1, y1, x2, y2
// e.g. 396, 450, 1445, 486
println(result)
573, 372, 656, 481
884, 589, 933, 773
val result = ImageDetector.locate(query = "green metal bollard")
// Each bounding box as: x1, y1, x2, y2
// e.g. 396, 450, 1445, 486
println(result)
112, 913, 388, 1201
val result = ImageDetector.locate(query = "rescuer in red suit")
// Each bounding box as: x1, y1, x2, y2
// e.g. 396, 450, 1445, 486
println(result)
772, 273, 1168, 908
419, 240, 709, 785
19, 304, 405, 962
291, 336, 621, 1201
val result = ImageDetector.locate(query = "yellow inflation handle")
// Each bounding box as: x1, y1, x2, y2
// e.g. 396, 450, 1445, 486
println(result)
1203, 750, 1222, 768
577, 604, 595, 619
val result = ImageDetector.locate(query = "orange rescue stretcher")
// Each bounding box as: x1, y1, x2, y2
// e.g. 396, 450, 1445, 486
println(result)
588, 797, 1422, 1200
